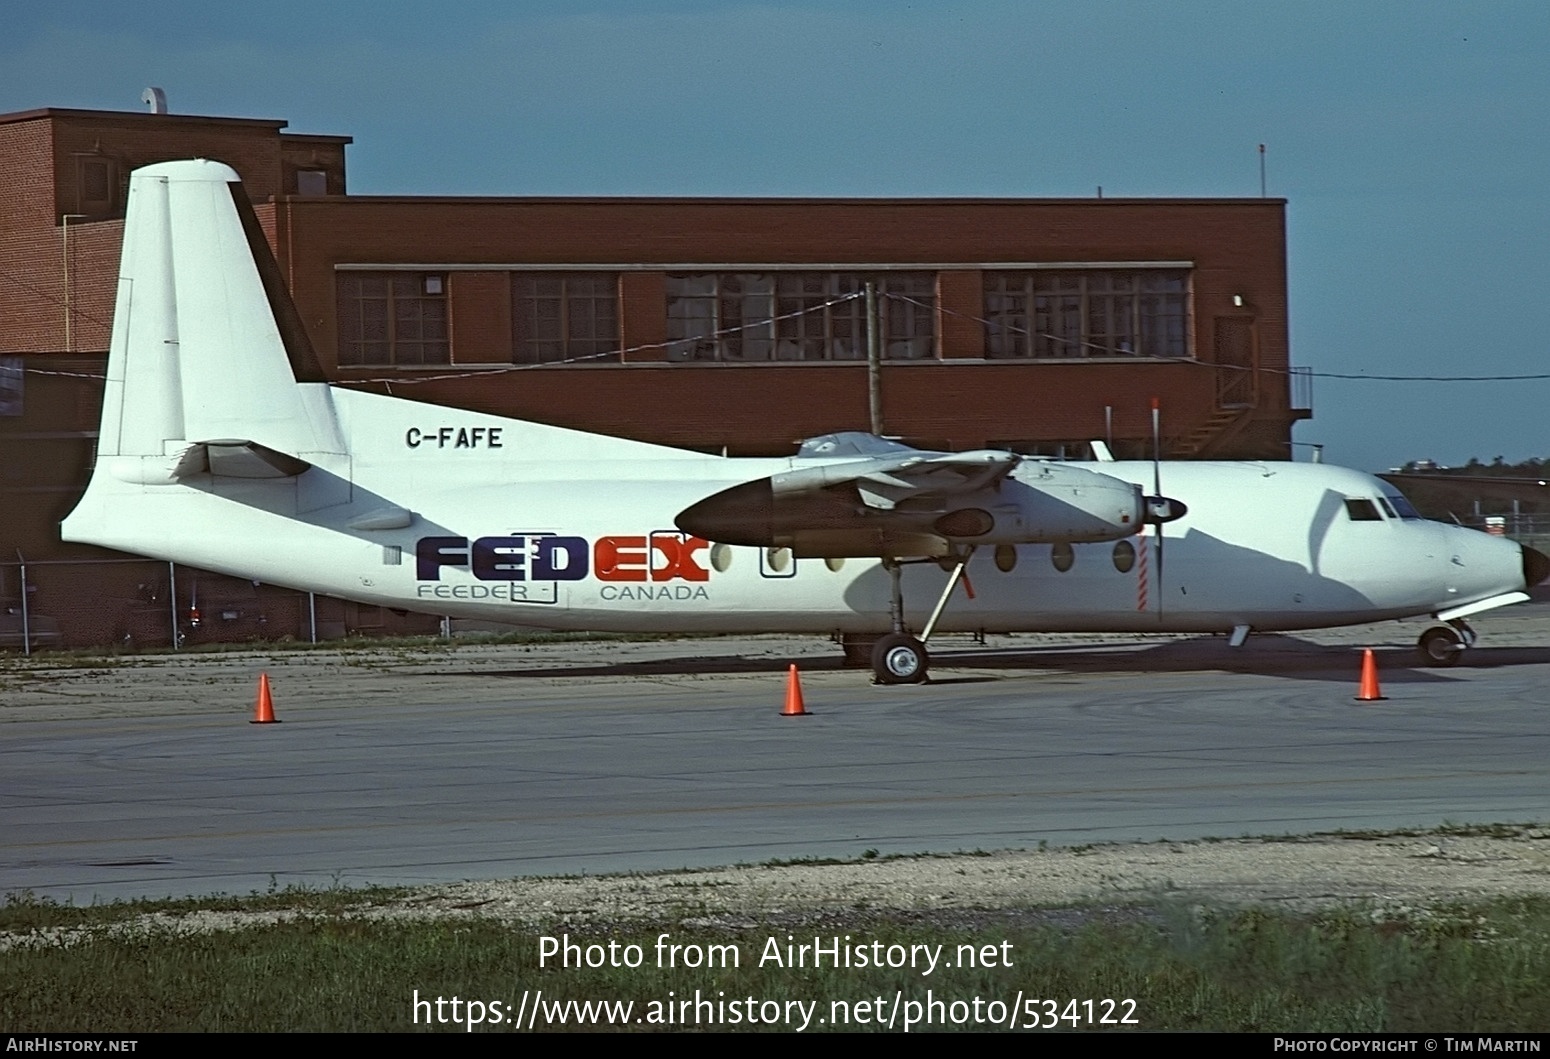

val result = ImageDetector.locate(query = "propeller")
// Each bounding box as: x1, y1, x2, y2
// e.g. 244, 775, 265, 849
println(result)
1151, 399, 1164, 616
1143, 397, 1188, 616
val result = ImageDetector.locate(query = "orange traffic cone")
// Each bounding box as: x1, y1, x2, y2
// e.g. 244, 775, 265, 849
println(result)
781, 664, 808, 716
1355, 649, 1386, 702
251, 672, 280, 723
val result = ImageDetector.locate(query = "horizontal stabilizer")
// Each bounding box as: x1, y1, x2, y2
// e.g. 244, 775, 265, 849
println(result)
205, 441, 312, 479
105, 440, 311, 484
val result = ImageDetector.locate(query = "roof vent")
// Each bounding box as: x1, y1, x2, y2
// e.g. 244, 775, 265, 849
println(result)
141, 87, 168, 114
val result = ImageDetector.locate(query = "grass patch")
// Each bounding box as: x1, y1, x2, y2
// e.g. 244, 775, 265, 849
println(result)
0, 883, 415, 933
1254, 822, 1543, 843
4, 895, 1550, 1031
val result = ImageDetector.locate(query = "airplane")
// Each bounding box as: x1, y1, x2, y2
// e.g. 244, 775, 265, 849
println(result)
60, 159, 1550, 684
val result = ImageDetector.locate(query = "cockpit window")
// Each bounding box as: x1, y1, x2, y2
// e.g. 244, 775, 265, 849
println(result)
1343, 498, 1384, 522
1377, 497, 1399, 520
1382, 492, 1424, 520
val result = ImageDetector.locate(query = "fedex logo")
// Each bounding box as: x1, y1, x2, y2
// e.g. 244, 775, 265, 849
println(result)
415, 532, 711, 583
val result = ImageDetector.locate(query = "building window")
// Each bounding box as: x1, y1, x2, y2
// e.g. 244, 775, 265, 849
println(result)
0, 356, 21, 417
984, 270, 1190, 359
295, 170, 329, 196
512, 273, 619, 364
665, 272, 935, 362
336, 272, 449, 367
74, 155, 121, 218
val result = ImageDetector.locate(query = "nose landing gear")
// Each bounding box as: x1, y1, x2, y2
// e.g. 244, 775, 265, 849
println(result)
1417, 619, 1475, 667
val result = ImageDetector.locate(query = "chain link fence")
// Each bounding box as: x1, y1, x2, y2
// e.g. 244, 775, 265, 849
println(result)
0, 558, 438, 654
1459, 514, 1550, 552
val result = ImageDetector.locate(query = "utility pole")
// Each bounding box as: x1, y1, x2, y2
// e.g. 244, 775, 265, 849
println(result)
865, 281, 883, 434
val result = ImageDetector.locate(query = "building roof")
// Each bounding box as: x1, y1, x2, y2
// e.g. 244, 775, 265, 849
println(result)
0, 106, 351, 143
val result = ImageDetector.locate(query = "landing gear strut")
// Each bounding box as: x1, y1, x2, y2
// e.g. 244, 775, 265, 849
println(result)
1417, 619, 1474, 667
866, 549, 975, 685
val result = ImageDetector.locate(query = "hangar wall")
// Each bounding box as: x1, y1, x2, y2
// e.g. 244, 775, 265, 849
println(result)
260, 193, 1302, 457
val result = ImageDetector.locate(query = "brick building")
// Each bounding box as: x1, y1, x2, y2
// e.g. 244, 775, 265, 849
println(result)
0, 105, 1311, 646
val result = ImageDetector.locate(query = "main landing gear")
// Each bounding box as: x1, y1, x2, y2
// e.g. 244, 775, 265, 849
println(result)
872, 631, 928, 684
863, 549, 976, 685
1417, 619, 1474, 668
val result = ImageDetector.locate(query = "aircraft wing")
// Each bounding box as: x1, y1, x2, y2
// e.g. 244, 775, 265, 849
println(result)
676, 432, 1146, 558
776, 432, 1021, 511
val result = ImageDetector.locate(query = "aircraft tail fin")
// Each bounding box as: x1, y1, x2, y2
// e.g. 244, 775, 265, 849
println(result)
95, 159, 343, 484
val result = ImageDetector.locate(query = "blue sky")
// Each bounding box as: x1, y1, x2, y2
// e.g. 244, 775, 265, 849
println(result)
5, 1, 1548, 471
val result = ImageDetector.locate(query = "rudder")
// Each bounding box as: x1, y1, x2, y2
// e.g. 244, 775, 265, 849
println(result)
95, 159, 343, 482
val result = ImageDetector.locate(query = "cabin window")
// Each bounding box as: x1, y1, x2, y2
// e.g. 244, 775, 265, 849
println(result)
994, 544, 1018, 572
1051, 542, 1075, 572
336, 272, 450, 367
512, 273, 620, 364
665, 272, 934, 362
1112, 539, 1136, 573
983, 269, 1190, 359
1343, 498, 1384, 522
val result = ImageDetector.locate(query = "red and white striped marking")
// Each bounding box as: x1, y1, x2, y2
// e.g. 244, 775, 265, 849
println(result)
1136, 529, 1150, 612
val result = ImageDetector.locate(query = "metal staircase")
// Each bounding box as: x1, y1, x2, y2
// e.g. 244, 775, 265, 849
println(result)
1167, 407, 1255, 459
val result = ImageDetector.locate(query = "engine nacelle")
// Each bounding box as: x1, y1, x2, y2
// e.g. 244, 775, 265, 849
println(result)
677, 461, 1162, 558
930, 464, 1146, 544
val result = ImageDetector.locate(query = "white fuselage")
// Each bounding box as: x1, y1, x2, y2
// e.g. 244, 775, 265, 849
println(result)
63, 387, 1526, 638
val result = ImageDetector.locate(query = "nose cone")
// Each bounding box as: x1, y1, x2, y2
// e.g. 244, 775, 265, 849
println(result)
1523, 544, 1550, 588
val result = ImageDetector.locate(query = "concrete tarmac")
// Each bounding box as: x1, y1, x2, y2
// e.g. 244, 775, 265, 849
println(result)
3, 608, 1548, 903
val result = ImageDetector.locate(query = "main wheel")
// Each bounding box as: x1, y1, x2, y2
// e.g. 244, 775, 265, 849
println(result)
872, 633, 929, 684
1418, 625, 1464, 667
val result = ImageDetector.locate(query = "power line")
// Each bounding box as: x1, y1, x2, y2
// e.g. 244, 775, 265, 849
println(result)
14, 286, 1550, 385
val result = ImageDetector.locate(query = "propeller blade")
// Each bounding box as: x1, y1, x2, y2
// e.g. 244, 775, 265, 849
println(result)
1151, 398, 1163, 617
1151, 397, 1162, 497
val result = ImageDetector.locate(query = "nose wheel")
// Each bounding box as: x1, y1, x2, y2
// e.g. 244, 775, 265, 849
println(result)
1417, 620, 1473, 667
